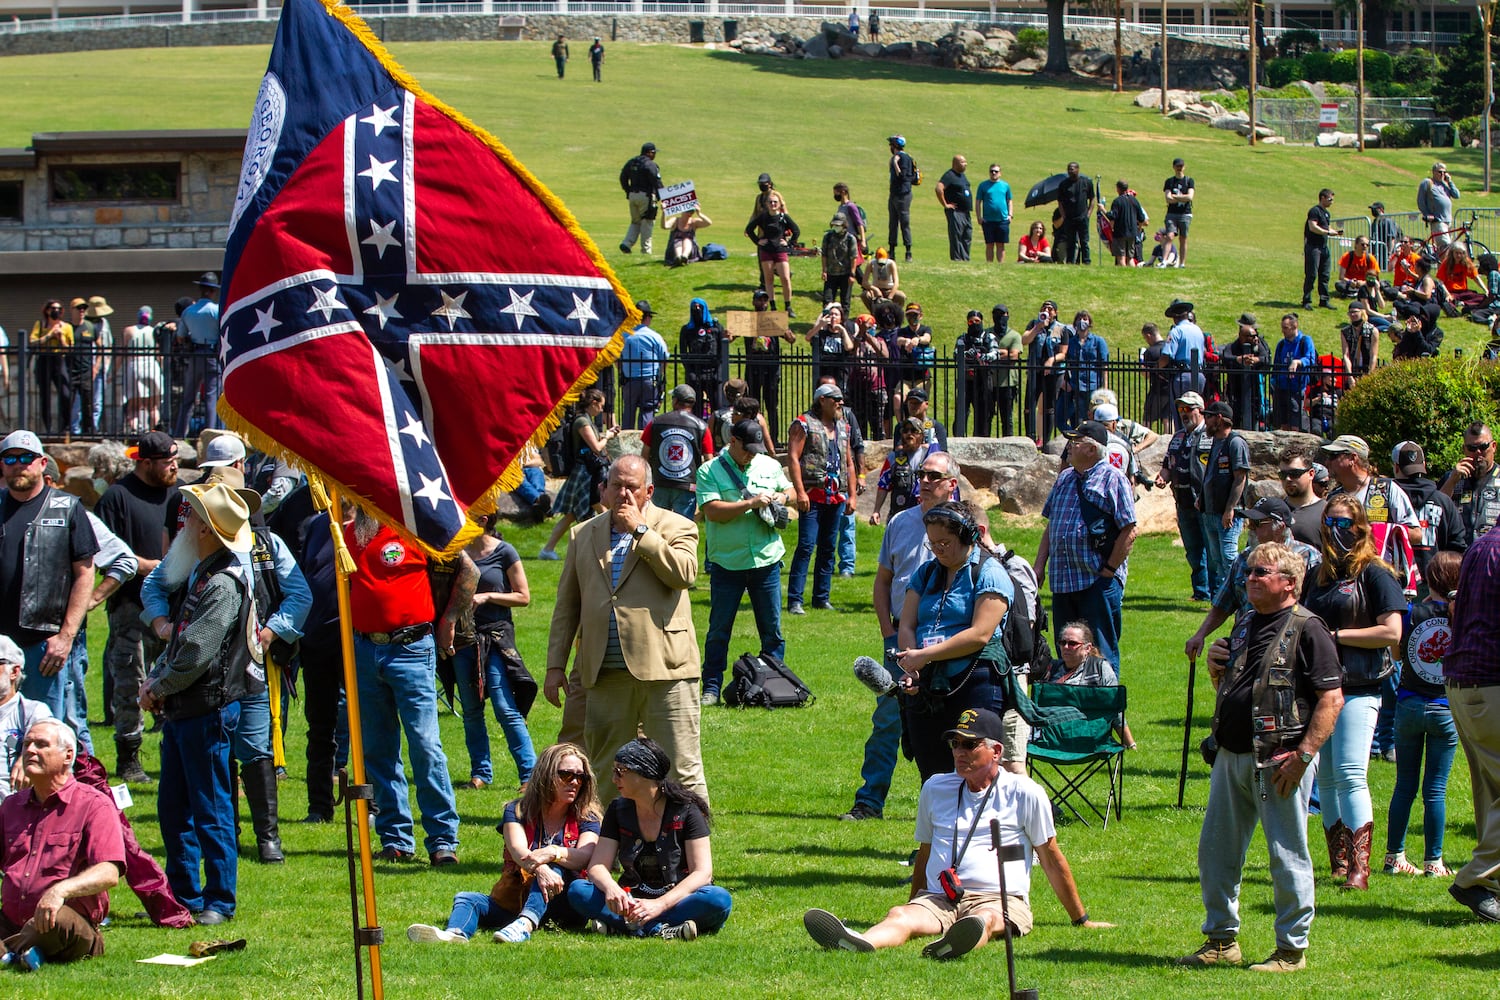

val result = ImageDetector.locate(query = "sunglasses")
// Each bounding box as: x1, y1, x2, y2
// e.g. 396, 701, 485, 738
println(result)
1246, 566, 1284, 579
1278, 468, 1311, 479
989, 169, 1000, 174
918, 470, 951, 481
1058, 639, 1086, 648
1466, 442, 1494, 452
1323, 516, 1356, 530
1, 453, 39, 466
947, 738, 985, 751
556, 770, 586, 783
612, 764, 634, 778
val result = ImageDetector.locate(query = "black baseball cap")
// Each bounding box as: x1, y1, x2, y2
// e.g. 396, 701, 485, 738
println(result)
945, 708, 1004, 743
1205, 401, 1234, 421
1063, 420, 1108, 446
127, 431, 178, 461
731, 420, 767, 455
1240, 496, 1293, 523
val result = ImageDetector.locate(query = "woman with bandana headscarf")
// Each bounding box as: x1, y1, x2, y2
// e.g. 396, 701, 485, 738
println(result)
1300, 495, 1405, 892
565, 738, 731, 940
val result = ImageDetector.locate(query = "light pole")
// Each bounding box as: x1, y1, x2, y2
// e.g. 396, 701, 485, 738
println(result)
1248, 0, 1258, 147
1160, 0, 1168, 115
1356, 0, 1365, 152
1483, 1, 1494, 192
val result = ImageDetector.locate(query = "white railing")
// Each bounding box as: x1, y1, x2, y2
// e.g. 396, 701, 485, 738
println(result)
0, 2, 1466, 48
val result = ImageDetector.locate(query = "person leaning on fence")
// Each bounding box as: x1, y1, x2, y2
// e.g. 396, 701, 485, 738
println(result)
1417, 161, 1459, 248
1179, 542, 1343, 974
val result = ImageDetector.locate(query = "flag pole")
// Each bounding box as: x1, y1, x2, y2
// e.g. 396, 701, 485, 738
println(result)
324, 483, 384, 1000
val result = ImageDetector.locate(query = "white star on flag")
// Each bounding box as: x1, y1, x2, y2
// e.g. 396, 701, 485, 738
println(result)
398, 413, 431, 447
249, 304, 282, 342
358, 154, 397, 190
500, 288, 540, 331
431, 289, 472, 331
363, 219, 402, 259
413, 472, 450, 509
307, 285, 348, 322
359, 103, 399, 136
364, 291, 402, 330
565, 292, 597, 335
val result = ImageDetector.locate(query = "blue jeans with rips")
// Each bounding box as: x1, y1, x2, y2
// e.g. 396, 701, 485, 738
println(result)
565, 881, 733, 936
787, 501, 843, 605
354, 634, 460, 855
853, 637, 903, 812
1385, 696, 1459, 861
452, 644, 537, 786
1176, 500, 1211, 601
160, 702, 240, 918
1052, 575, 1125, 674
701, 561, 784, 697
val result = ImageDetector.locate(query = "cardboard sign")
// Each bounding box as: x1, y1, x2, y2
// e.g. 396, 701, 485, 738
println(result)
659, 180, 699, 217
1319, 103, 1339, 129
725, 310, 791, 340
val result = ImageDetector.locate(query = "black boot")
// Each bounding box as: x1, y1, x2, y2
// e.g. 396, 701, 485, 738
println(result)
115, 735, 151, 784
242, 758, 285, 864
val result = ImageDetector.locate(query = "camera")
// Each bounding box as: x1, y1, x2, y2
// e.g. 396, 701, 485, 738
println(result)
938, 867, 965, 904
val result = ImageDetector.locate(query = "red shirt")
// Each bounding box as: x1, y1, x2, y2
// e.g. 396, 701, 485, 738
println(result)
0, 778, 126, 928
343, 522, 435, 633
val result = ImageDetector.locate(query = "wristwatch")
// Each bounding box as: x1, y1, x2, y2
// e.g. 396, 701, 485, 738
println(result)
1297, 751, 1314, 765
633, 523, 649, 538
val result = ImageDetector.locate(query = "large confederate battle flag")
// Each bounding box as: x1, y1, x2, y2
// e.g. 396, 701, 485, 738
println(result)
219, 0, 631, 555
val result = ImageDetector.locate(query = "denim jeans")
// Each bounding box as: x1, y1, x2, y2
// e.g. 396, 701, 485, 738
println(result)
854, 639, 903, 811
654, 486, 697, 521
232, 689, 272, 764
62, 628, 94, 755
1199, 512, 1242, 601
1052, 575, 1125, 674
838, 506, 856, 573
445, 872, 573, 937
787, 501, 843, 605
1175, 500, 1211, 601
1317, 688, 1380, 832
565, 880, 732, 936
20, 640, 80, 741
1198, 749, 1316, 951
160, 702, 240, 917
452, 644, 537, 786
511, 466, 547, 506
1385, 696, 1459, 860
702, 561, 784, 696
354, 634, 460, 854
1371, 671, 1399, 755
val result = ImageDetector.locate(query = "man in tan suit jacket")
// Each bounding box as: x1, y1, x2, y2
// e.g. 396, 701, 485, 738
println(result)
545, 455, 706, 803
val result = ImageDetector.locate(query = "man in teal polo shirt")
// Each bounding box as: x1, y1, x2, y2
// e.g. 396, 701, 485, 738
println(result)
697, 421, 792, 706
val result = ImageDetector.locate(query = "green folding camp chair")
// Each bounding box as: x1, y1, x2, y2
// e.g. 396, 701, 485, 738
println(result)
1026, 682, 1127, 828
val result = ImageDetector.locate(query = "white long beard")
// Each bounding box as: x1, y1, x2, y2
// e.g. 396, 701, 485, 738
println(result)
352, 508, 380, 549
157, 529, 201, 592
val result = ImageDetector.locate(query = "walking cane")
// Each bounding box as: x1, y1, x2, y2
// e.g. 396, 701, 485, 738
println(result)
990, 819, 1039, 1000
1177, 654, 1198, 808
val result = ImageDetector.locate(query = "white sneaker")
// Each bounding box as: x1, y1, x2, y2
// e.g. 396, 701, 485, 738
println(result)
493, 918, 533, 943
407, 923, 468, 944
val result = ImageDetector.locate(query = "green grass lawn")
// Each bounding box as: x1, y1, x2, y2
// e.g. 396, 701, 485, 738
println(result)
6, 38, 1497, 996
3, 37, 1498, 365
32, 520, 1496, 999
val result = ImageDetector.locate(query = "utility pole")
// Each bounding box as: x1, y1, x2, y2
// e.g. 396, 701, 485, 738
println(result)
1115, 0, 1123, 92
1160, 0, 1168, 114
1249, 0, 1258, 147
1483, 2, 1495, 192
1356, 1, 1366, 152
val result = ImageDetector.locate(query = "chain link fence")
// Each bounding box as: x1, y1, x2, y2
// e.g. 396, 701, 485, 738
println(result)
1257, 97, 1437, 144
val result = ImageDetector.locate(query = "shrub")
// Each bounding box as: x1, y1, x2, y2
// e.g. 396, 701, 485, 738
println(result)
1265, 57, 1304, 89
1301, 50, 1334, 82
1326, 49, 1393, 84
1394, 48, 1440, 85
1277, 28, 1321, 58
1380, 122, 1421, 147
1014, 28, 1046, 61
1335, 358, 1499, 473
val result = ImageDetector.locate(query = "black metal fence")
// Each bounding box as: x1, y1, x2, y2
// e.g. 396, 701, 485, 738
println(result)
1, 335, 1383, 450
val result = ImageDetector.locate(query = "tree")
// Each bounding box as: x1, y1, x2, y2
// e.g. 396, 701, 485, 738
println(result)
1332, 0, 1400, 50
1435, 26, 1495, 121
1045, 0, 1071, 73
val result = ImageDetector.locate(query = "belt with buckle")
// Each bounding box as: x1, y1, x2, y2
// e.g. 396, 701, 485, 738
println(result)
359, 623, 433, 645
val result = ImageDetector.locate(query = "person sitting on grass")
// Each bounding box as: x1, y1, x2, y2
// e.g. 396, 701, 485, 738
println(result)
1037, 620, 1136, 750
407, 742, 601, 945
1016, 220, 1052, 263
804, 708, 1110, 960
661, 207, 711, 268
1334, 235, 1380, 298
1150, 222, 1180, 268
565, 738, 730, 941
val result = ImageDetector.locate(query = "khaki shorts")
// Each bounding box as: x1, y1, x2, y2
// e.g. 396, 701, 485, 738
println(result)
1002, 708, 1030, 765
910, 890, 1034, 937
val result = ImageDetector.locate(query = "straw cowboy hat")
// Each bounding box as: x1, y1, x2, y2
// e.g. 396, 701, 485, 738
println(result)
201, 465, 263, 517
180, 482, 253, 553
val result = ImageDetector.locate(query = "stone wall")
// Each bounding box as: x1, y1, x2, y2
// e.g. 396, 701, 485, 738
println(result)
0, 13, 1243, 61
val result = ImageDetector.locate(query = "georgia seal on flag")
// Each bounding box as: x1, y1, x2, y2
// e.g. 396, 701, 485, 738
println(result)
218, 0, 632, 556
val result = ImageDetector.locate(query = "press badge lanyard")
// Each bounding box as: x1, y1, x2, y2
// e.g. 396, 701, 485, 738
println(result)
951, 780, 996, 870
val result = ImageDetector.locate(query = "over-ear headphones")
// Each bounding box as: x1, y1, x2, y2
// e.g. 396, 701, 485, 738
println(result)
924, 503, 980, 546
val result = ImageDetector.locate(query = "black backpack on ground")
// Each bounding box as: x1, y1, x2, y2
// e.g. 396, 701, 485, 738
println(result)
724, 652, 813, 709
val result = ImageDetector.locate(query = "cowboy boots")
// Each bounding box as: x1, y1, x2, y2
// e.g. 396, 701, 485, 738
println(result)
1343, 822, 1373, 890
242, 758, 286, 864
1324, 820, 1350, 880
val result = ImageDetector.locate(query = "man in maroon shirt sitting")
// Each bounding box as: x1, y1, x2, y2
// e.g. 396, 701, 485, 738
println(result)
1, 719, 124, 970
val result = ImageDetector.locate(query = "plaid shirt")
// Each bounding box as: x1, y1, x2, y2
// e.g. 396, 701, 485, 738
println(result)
1042, 461, 1137, 594
1445, 528, 1500, 686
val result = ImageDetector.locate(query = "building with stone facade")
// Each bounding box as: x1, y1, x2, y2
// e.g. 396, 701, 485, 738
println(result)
0, 128, 236, 334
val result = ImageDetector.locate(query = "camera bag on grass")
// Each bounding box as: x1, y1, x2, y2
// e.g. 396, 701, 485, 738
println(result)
724, 652, 814, 708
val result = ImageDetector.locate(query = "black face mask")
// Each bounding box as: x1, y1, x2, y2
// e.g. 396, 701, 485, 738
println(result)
47, 308, 62, 318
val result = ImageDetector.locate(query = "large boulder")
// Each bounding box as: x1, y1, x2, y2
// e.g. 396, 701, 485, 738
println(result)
855, 42, 884, 57
802, 33, 829, 59
820, 21, 857, 50
946, 437, 1041, 488
915, 40, 940, 59
882, 41, 915, 59
957, 29, 986, 48
989, 456, 1059, 515
1010, 57, 1041, 73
